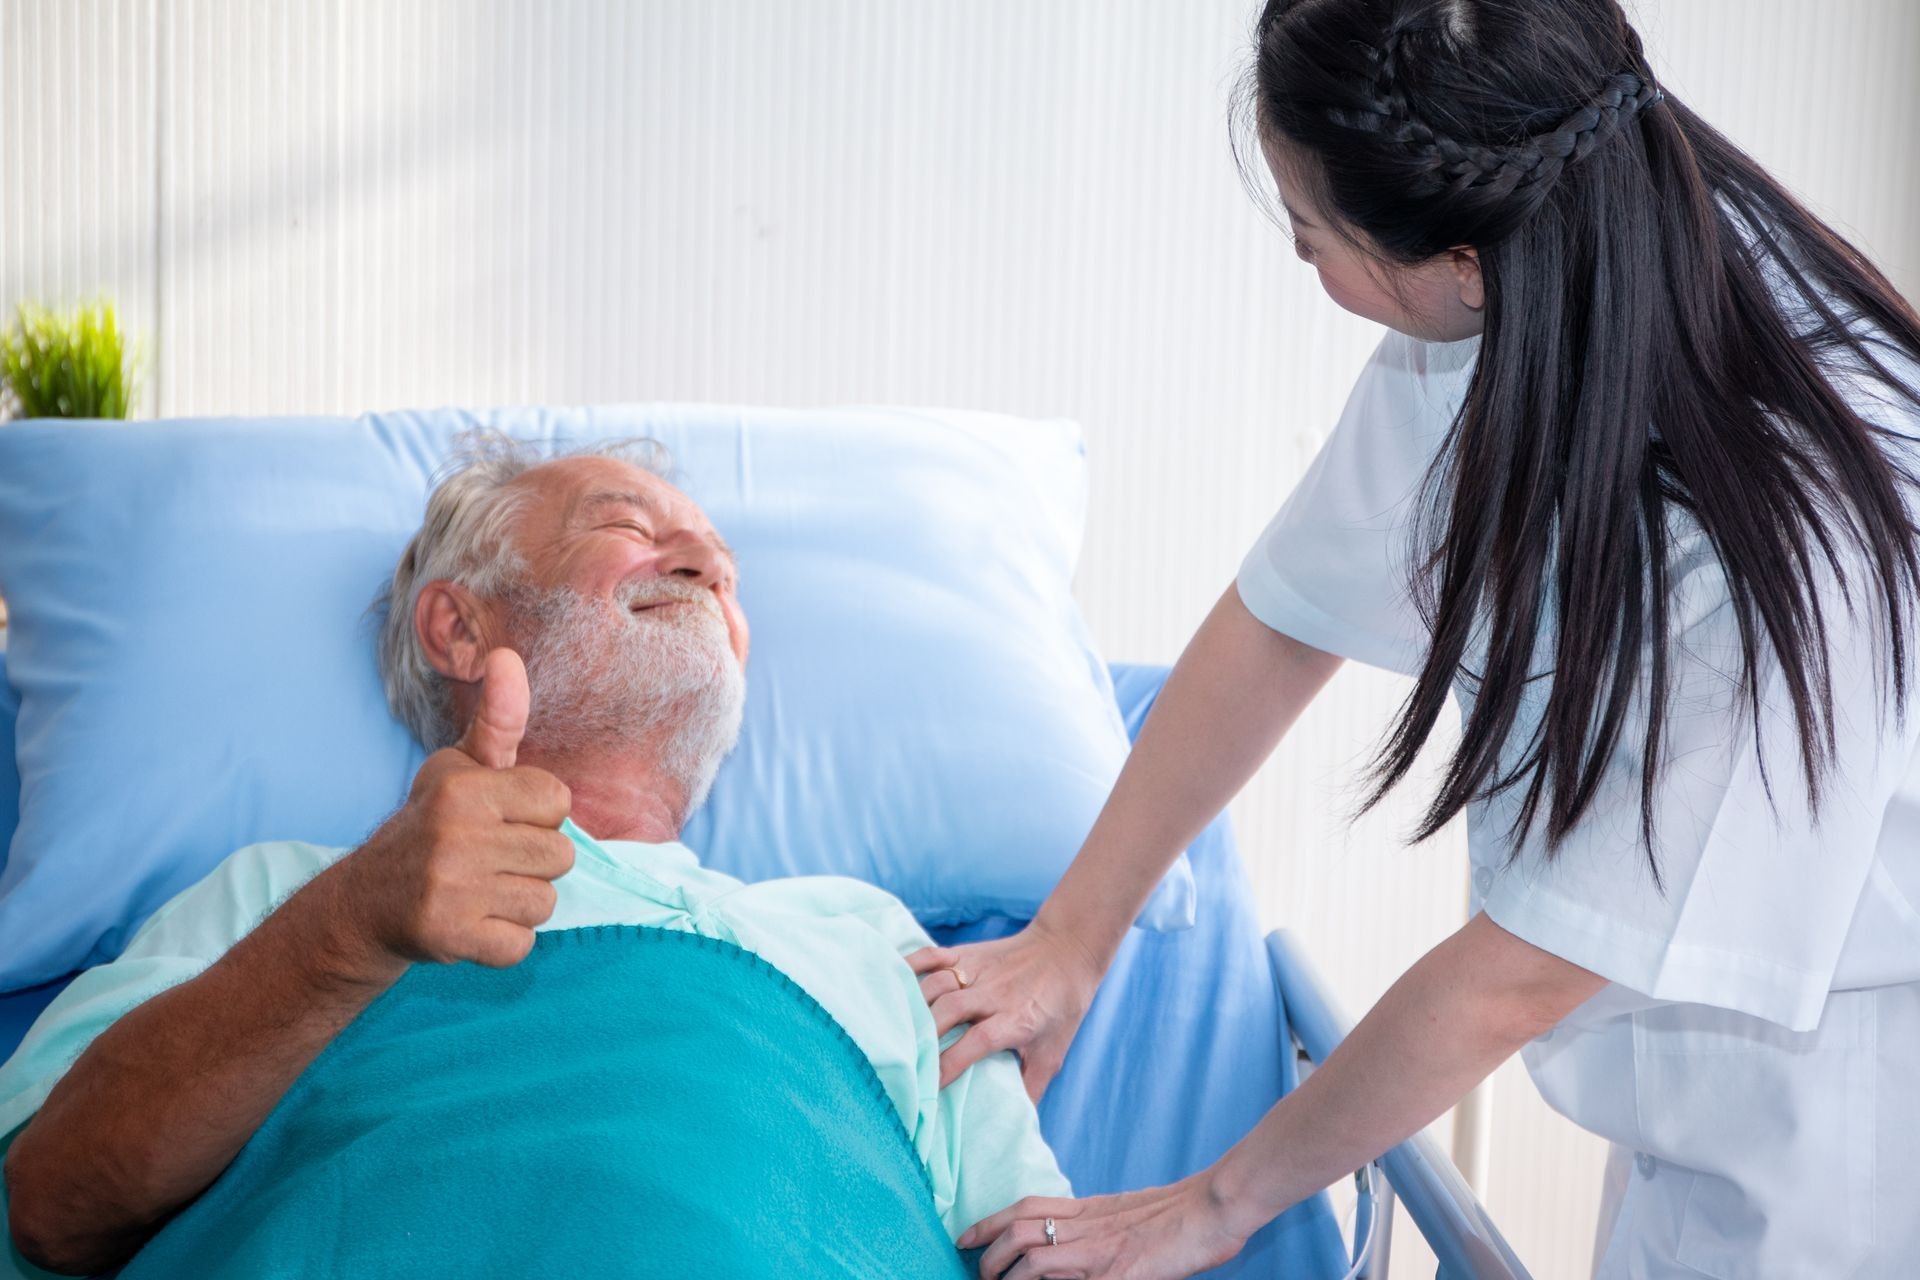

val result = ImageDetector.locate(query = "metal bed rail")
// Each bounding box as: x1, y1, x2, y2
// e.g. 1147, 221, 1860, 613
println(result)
1267, 929, 1535, 1280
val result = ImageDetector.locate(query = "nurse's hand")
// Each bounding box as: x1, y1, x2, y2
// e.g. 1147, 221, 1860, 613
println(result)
906, 920, 1104, 1100
960, 1176, 1248, 1280
340, 647, 576, 972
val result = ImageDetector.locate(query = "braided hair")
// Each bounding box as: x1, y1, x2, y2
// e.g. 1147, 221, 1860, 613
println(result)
1362, 68, 1662, 205
1244, 0, 1920, 880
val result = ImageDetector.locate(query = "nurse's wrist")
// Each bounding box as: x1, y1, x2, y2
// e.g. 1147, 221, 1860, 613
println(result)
1028, 902, 1122, 989
1199, 1149, 1280, 1248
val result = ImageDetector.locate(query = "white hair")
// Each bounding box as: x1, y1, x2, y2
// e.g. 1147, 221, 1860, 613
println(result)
371, 429, 675, 750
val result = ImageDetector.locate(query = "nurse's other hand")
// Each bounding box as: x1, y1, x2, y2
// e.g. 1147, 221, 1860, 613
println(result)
905, 920, 1103, 1099
960, 1175, 1248, 1280
341, 648, 576, 971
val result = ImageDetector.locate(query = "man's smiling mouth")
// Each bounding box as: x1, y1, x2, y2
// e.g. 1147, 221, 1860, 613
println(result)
628, 596, 724, 624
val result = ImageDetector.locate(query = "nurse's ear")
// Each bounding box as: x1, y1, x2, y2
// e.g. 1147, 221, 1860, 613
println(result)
1449, 246, 1484, 312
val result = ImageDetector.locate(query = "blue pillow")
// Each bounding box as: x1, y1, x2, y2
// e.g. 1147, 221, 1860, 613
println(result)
0, 407, 1193, 991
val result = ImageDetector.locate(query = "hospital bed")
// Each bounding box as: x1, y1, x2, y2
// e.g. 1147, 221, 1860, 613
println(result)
0, 408, 1532, 1279
932, 665, 1536, 1280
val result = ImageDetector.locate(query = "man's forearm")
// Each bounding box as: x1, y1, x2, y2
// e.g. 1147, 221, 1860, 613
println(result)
4, 856, 407, 1274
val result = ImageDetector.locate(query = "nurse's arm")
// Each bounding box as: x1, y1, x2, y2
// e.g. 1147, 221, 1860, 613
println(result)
1205, 912, 1607, 1240
923, 583, 1341, 1092
1042, 582, 1343, 971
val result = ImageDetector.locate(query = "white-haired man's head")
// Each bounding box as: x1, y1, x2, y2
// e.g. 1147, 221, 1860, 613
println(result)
373, 431, 749, 823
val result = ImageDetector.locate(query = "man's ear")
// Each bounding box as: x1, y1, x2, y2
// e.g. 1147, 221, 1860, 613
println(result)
415, 581, 495, 683
1451, 246, 1484, 311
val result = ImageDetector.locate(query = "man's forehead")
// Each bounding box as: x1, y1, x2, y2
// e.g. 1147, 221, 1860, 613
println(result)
517, 456, 693, 524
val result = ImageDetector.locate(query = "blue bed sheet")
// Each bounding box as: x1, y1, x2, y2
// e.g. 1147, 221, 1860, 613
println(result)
0, 981, 61, 1072
931, 664, 1345, 1280
0, 661, 1344, 1278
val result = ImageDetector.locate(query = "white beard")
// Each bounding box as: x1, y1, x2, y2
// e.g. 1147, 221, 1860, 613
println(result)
506, 578, 746, 819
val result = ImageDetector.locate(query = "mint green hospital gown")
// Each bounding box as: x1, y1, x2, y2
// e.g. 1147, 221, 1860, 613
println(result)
0, 817, 1068, 1276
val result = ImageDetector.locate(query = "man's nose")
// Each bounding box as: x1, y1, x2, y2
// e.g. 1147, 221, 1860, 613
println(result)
656, 535, 728, 587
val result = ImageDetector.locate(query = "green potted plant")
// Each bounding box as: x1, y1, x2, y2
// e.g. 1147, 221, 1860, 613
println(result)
0, 300, 140, 421
0, 300, 142, 628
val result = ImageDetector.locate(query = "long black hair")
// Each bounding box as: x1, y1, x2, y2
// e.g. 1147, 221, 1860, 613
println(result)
1245, 0, 1920, 880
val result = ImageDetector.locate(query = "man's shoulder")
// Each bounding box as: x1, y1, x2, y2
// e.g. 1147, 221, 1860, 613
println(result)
191, 836, 351, 905
720, 872, 932, 957
124, 838, 352, 959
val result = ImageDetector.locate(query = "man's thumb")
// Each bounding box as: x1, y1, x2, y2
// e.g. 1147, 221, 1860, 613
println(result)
455, 647, 529, 769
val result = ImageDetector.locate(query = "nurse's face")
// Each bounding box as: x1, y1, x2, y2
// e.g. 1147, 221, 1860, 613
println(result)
1262, 135, 1486, 344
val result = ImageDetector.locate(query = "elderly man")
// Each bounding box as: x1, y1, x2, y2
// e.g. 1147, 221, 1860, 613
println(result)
1, 435, 1067, 1277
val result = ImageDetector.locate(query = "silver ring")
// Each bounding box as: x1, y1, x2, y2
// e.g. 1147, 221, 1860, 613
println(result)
1044, 1216, 1058, 1246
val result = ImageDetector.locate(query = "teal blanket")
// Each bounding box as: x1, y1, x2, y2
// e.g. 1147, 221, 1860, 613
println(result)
120, 926, 973, 1278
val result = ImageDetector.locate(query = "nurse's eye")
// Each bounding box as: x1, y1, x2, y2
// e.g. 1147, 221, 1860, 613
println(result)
1292, 237, 1317, 264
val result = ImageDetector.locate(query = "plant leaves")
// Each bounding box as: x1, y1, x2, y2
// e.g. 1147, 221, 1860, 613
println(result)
0, 299, 138, 420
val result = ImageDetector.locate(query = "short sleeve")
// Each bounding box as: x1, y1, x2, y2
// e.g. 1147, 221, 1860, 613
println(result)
719, 877, 1070, 1238
0, 840, 340, 1140
932, 1034, 1073, 1231
860, 903, 1072, 1234
1480, 522, 1920, 1031
1235, 329, 1476, 676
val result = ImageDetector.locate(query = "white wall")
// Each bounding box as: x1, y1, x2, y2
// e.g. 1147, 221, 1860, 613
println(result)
4, 3, 1916, 1276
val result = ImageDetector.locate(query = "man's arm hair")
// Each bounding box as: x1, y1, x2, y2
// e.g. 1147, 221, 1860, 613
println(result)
7, 649, 573, 1274
3, 856, 406, 1275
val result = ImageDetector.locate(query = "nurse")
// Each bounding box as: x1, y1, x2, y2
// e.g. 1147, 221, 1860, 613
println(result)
909, 0, 1920, 1276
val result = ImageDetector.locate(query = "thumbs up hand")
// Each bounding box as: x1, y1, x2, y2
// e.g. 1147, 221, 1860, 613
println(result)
339, 648, 576, 970
454, 646, 531, 770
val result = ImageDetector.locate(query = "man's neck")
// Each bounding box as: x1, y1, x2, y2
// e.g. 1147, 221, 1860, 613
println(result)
516, 742, 688, 845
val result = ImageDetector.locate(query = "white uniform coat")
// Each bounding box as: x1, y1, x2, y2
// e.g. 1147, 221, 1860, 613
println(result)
1237, 327, 1920, 1278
